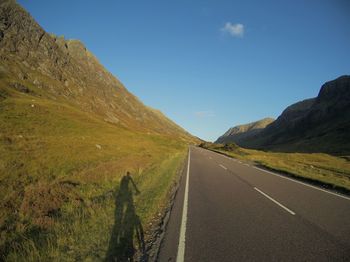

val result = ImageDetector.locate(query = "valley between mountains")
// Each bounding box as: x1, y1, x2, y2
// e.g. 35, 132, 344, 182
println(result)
1, 1, 350, 261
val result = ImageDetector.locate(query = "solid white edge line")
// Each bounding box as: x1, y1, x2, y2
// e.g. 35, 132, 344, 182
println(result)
219, 164, 227, 170
253, 166, 350, 201
254, 187, 296, 215
176, 148, 191, 262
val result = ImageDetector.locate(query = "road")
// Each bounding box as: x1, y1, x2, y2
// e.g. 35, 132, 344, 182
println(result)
157, 146, 350, 261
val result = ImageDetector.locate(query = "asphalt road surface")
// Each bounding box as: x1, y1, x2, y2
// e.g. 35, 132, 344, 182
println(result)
157, 146, 350, 261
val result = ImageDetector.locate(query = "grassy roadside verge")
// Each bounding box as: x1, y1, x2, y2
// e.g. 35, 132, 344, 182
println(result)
0, 92, 189, 261
200, 143, 350, 193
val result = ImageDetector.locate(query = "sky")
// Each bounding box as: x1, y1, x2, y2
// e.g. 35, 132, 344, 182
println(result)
19, 0, 350, 141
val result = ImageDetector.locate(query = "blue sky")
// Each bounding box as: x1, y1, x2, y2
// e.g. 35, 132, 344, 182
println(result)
19, 0, 350, 141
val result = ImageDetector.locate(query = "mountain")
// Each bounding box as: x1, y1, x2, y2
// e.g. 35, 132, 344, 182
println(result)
0, 0, 193, 139
216, 76, 350, 155
216, 118, 274, 144
0, 1, 197, 260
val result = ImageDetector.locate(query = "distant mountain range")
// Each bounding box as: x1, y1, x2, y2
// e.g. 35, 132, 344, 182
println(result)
216, 75, 350, 155
216, 118, 274, 144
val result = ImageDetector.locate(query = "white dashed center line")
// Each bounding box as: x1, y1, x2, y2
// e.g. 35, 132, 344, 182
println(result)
254, 187, 296, 215
219, 164, 227, 170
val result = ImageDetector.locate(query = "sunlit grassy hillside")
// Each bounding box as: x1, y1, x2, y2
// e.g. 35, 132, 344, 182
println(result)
0, 82, 190, 261
0, 1, 198, 260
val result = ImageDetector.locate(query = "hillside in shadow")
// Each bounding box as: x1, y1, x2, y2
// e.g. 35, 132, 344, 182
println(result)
216, 76, 350, 155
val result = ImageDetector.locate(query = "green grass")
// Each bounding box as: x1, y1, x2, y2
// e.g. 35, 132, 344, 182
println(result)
200, 142, 350, 192
0, 87, 188, 261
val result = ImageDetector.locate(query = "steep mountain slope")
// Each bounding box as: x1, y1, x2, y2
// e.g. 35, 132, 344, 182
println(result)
0, 1, 197, 260
217, 76, 350, 155
216, 118, 274, 144
0, 0, 192, 139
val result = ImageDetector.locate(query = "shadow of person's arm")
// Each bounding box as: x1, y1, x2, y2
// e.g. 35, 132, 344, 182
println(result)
129, 176, 140, 195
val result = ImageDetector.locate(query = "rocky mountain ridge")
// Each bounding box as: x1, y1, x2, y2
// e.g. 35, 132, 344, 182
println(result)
216, 117, 274, 144
0, 0, 193, 139
216, 75, 350, 155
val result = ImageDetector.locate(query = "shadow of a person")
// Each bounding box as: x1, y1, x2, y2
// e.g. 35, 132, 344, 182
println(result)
105, 172, 147, 262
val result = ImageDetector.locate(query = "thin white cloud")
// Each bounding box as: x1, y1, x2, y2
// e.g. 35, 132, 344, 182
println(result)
221, 22, 244, 37
194, 111, 215, 118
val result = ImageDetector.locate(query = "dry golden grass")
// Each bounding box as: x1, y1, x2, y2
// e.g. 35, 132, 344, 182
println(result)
0, 86, 189, 260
